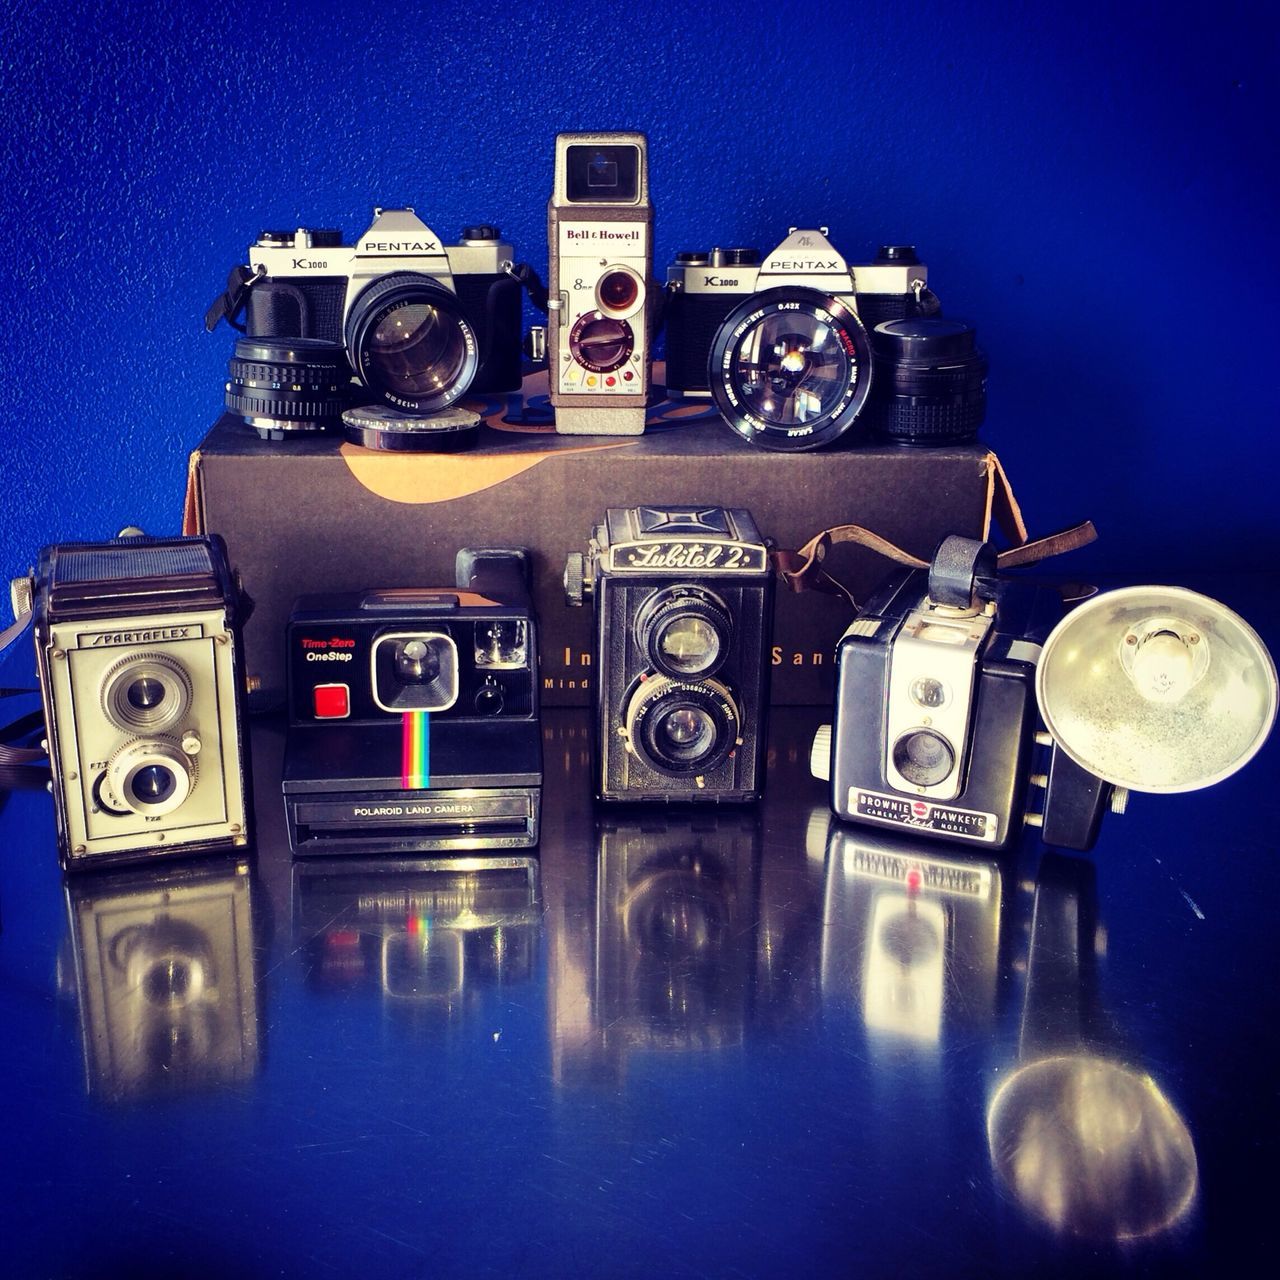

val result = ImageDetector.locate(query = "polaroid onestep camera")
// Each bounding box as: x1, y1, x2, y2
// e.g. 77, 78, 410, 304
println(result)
664, 233, 934, 450
565, 506, 773, 802
547, 132, 653, 435
282, 549, 541, 855
208, 209, 522, 435
811, 536, 1059, 850
16, 534, 251, 870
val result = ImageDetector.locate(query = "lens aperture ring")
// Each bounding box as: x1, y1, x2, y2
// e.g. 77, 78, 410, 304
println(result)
226, 336, 349, 436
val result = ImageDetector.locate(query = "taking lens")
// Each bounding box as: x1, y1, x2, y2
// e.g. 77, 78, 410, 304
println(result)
372, 632, 459, 712
892, 729, 956, 787
106, 738, 196, 817
226, 336, 349, 439
596, 267, 643, 318
710, 287, 872, 450
625, 675, 740, 776
130, 764, 176, 805
345, 273, 479, 415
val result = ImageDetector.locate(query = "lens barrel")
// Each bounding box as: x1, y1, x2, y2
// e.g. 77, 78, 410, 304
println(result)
625, 675, 740, 777
866, 317, 988, 446
226, 336, 349, 439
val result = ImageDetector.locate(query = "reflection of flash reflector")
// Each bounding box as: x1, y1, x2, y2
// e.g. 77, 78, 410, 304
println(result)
862, 893, 946, 1041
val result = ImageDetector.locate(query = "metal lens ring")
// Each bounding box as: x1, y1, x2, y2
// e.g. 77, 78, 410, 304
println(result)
891, 728, 956, 788
345, 272, 480, 414
635, 586, 732, 679
709, 286, 873, 451
105, 737, 196, 817
625, 674, 740, 777
595, 265, 645, 319
101, 652, 193, 734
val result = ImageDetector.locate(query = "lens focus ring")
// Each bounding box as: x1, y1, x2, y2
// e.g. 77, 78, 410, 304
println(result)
105, 737, 196, 817
226, 336, 349, 437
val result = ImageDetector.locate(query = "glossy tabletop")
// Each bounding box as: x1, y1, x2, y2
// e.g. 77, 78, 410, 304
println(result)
1, 581, 1277, 1278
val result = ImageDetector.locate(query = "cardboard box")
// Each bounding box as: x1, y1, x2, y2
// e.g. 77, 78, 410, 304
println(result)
185, 372, 1025, 709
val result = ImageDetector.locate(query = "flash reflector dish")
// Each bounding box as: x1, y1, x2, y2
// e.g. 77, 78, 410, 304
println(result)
1036, 586, 1277, 793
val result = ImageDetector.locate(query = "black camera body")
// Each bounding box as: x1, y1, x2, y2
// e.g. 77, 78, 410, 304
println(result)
811, 537, 1061, 851
227, 209, 522, 416
282, 549, 541, 856
565, 506, 773, 803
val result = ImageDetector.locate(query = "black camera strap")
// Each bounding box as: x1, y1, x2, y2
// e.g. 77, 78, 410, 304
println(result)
0, 608, 48, 784
773, 520, 1098, 609
205, 264, 261, 333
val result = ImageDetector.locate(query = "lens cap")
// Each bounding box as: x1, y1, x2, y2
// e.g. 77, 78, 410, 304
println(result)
340, 405, 482, 453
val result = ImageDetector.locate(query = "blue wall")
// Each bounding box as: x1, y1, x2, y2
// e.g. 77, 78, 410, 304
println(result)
2, 0, 1276, 581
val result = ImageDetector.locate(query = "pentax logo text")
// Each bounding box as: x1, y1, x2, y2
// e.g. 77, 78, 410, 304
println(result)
82, 626, 199, 647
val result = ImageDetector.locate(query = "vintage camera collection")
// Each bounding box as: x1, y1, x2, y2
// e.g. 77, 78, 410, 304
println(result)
3, 129, 1277, 889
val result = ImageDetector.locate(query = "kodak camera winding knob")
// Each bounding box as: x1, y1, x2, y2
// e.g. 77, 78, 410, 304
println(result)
810, 724, 833, 781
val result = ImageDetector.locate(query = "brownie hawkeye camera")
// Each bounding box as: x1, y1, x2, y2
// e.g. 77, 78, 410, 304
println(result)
664, 233, 936, 450
208, 209, 522, 435
282, 549, 541, 856
810, 536, 1060, 850
15, 534, 251, 870
565, 506, 773, 803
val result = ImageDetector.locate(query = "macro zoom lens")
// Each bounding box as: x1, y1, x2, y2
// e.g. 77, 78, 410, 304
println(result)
625, 675, 740, 776
866, 317, 988, 446
345, 273, 479, 415
709, 287, 873, 451
226, 336, 349, 439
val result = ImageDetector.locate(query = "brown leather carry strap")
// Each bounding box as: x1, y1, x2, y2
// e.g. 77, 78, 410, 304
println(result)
772, 520, 1098, 609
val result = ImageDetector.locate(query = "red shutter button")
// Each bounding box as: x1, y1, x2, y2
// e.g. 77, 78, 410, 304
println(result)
314, 683, 350, 718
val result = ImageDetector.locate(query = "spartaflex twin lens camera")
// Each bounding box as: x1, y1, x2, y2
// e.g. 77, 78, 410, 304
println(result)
811, 537, 1060, 851
282, 549, 541, 855
214, 209, 522, 435
20, 535, 251, 870
565, 506, 773, 802
664, 232, 933, 450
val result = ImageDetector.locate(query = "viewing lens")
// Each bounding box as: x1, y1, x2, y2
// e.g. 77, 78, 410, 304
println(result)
127, 677, 166, 711
103, 654, 192, 733
637, 587, 732, 679
657, 617, 720, 675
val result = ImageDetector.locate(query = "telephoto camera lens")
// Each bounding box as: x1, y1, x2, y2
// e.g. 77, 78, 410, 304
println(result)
865, 317, 988, 446
225, 336, 349, 440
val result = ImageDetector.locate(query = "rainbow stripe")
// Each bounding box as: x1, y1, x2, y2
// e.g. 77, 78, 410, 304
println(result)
401, 711, 430, 789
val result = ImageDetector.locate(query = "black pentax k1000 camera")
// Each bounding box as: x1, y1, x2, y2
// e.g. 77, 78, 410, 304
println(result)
565, 506, 773, 802
811, 536, 1060, 850
282, 549, 541, 856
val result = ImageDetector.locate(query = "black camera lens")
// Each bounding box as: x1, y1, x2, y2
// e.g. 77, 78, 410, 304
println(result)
627, 676, 739, 776
866, 317, 988, 446
374, 633, 459, 712
892, 729, 956, 787
637, 587, 732, 679
710, 287, 873, 450
226, 336, 349, 439
131, 764, 177, 805
395, 638, 441, 684
345, 273, 480, 415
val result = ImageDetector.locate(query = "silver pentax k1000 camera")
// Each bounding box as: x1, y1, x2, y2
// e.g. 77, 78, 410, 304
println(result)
18, 534, 251, 870
811, 537, 1060, 851
547, 132, 653, 435
664, 233, 933, 450
565, 506, 773, 802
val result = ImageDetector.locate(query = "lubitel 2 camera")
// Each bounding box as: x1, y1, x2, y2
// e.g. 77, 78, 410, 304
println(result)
564, 506, 773, 802
208, 209, 523, 437
664, 232, 936, 449
283, 549, 541, 856
15, 534, 251, 870
810, 535, 1061, 850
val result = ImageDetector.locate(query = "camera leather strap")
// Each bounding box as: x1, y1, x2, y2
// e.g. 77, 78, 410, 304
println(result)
204, 264, 260, 333
774, 520, 1097, 608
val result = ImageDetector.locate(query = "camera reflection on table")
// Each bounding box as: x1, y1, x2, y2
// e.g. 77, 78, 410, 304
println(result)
291, 855, 540, 1023
61, 856, 260, 1102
